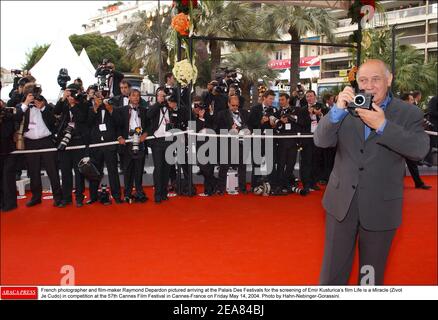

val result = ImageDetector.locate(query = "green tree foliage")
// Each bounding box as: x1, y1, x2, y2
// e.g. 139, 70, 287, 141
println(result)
22, 34, 137, 73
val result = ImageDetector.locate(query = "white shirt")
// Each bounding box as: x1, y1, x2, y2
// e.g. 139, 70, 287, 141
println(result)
21, 104, 52, 140
153, 107, 170, 137
123, 96, 129, 107
310, 114, 318, 133
129, 105, 140, 131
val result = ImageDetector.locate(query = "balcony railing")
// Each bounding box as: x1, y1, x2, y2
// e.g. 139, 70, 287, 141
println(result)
337, 4, 437, 28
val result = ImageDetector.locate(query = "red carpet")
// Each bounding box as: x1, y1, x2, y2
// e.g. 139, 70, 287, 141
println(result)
1, 176, 436, 286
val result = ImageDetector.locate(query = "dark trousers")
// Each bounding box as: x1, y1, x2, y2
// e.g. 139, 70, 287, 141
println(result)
251, 139, 267, 189
199, 163, 217, 194
1, 153, 18, 211
89, 146, 121, 201
277, 140, 298, 188
320, 191, 396, 285
59, 147, 85, 202
218, 143, 246, 192
122, 145, 145, 197
150, 138, 171, 199
24, 137, 62, 202
405, 159, 425, 187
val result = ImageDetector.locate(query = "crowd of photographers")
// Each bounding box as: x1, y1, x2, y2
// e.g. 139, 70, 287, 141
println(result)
1, 64, 436, 212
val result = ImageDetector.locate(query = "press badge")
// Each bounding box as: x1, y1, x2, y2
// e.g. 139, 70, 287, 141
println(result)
99, 123, 107, 132
285, 123, 291, 130
28, 122, 37, 129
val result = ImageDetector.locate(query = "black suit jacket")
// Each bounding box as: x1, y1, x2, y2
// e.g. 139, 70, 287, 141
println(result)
215, 108, 249, 132
88, 105, 120, 145
248, 104, 276, 132
115, 105, 149, 140
54, 99, 89, 144
146, 103, 189, 136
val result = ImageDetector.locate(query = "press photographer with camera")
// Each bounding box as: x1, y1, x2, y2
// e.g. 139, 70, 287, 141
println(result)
272, 93, 309, 196
314, 59, 429, 285
54, 83, 89, 207
193, 96, 218, 196
146, 88, 175, 203
95, 59, 124, 98
248, 90, 277, 191
0, 98, 21, 212
299, 90, 327, 192
116, 88, 149, 204
86, 92, 123, 205
214, 95, 250, 195
18, 89, 64, 208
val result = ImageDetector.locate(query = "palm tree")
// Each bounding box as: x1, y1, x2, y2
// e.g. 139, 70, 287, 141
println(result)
120, 10, 173, 84
225, 51, 279, 110
361, 27, 437, 101
260, 5, 337, 95
197, 1, 256, 80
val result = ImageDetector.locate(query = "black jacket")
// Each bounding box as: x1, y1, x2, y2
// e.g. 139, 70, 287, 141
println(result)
88, 105, 120, 145
146, 102, 189, 136
214, 108, 250, 132
274, 106, 311, 135
54, 98, 89, 145
21, 103, 57, 135
248, 103, 276, 132
0, 106, 22, 155
115, 105, 149, 140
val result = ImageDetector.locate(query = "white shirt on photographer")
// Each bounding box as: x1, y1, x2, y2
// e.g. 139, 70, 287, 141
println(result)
21, 104, 51, 140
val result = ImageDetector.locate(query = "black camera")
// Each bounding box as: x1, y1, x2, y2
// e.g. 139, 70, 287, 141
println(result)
96, 59, 113, 77
57, 68, 71, 90
280, 107, 298, 123
11, 69, 23, 75
348, 90, 373, 112
129, 127, 142, 155
57, 124, 74, 151
99, 184, 111, 205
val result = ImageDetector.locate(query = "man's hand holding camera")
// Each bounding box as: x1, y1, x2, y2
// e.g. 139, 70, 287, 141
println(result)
261, 115, 269, 125
24, 93, 34, 106
338, 86, 386, 130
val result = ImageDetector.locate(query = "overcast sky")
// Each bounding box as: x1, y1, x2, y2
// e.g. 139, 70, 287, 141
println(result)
1, 0, 114, 70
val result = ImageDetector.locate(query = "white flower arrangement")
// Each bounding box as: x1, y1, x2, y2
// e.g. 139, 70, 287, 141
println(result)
172, 59, 198, 86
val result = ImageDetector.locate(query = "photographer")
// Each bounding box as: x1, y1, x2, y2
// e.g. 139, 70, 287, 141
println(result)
116, 88, 149, 203
299, 90, 327, 192
201, 80, 216, 109
314, 59, 429, 285
165, 94, 193, 195
87, 93, 123, 205
110, 79, 132, 109
146, 88, 174, 203
248, 90, 277, 191
273, 93, 310, 195
54, 84, 89, 207
95, 59, 124, 98
215, 95, 249, 195
228, 85, 245, 110
211, 84, 228, 115
0, 98, 21, 212
193, 96, 217, 196
19, 91, 63, 208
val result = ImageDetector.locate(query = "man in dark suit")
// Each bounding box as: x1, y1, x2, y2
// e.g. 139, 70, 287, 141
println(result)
147, 88, 173, 203
109, 79, 131, 109
95, 60, 124, 98
300, 90, 328, 192
116, 88, 149, 203
87, 95, 123, 204
54, 84, 89, 207
248, 90, 276, 190
0, 98, 21, 212
314, 59, 429, 285
19, 93, 63, 208
273, 93, 310, 194
215, 95, 250, 194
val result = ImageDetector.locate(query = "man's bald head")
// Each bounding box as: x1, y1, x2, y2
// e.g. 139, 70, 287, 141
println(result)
357, 59, 391, 78
356, 59, 393, 105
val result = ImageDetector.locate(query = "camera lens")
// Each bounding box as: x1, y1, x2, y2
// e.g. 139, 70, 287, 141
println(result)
354, 94, 365, 106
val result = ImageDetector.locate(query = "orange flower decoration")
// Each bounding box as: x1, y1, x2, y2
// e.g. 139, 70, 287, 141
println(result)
348, 66, 358, 82
171, 12, 190, 36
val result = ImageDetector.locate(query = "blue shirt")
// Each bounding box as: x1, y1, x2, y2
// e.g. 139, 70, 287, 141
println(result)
329, 93, 392, 139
